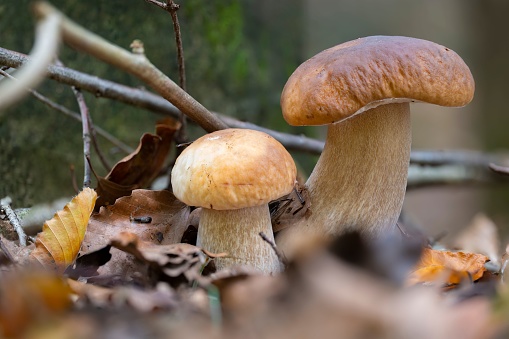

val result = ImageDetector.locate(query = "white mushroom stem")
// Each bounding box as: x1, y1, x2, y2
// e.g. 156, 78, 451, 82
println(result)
198, 204, 283, 274
277, 102, 411, 256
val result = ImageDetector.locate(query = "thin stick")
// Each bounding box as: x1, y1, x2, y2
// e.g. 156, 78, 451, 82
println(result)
0, 11, 61, 113
0, 197, 27, 247
72, 87, 92, 188
259, 232, 288, 267
71, 86, 111, 172
2, 44, 509, 168
145, 0, 189, 147
0, 68, 133, 154
34, 1, 228, 133
168, 0, 188, 144
145, 0, 187, 90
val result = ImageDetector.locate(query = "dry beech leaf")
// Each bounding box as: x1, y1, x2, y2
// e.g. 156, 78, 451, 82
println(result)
29, 188, 97, 272
82, 190, 191, 277
110, 231, 218, 287
408, 247, 489, 286
95, 118, 180, 210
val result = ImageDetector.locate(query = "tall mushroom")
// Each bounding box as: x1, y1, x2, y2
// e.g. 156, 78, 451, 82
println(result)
171, 128, 296, 273
276, 36, 475, 256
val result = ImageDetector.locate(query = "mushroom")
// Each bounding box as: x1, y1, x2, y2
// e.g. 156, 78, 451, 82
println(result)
171, 128, 296, 273
276, 36, 475, 256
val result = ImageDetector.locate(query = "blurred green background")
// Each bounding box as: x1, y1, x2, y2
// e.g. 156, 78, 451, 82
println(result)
1, 0, 509, 241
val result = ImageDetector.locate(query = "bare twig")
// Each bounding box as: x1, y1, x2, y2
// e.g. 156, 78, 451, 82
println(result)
259, 232, 288, 267
0, 11, 61, 113
0, 46, 322, 154
145, 0, 187, 91
406, 163, 500, 189
71, 87, 92, 188
146, 0, 189, 149
2, 42, 509, 176
71, 86, 111, 172
34, 1, 227, 133
0, 197, 27, 247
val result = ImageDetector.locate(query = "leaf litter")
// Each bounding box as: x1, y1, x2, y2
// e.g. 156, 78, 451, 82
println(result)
1, 157, 509, 338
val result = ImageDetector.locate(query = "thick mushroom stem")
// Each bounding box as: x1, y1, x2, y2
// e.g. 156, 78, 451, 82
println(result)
198, 204, 283, 273
277, 102, 411, 255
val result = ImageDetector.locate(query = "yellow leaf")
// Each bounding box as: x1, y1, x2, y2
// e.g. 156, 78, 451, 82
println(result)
408, 247, 489, 286
30, 188, 97, 272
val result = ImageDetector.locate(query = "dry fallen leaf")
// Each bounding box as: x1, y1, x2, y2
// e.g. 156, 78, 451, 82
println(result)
95, 118, 180, 210
109, 231, 221, 287
0, 271, 72, 338
29, 188, 97, 272
81, 190, 191, 278
453, 213, 501, 266
408, 247, 489, 286
68, 279, 179, 312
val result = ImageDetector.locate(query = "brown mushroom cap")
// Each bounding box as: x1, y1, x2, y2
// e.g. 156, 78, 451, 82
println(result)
171, 129, 296, 211
281, 35, 475, 126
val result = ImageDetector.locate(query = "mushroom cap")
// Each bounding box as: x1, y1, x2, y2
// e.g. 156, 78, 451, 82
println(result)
281, 35, 475, 126
171, 129, 297, 210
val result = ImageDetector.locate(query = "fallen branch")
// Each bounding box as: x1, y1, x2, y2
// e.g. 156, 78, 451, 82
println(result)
33, 1, 227, 133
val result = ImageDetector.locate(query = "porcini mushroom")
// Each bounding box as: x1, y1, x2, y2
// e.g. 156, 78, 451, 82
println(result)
171, 128, 296, 273
276, 36, 475, 256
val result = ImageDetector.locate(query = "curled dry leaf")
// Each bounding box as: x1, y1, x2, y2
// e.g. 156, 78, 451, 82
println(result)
95, 117, 180, 210
110, 231, 218, 287
29, 188, 97, 272
408, 247, 489, 286
81, 190, 191, 278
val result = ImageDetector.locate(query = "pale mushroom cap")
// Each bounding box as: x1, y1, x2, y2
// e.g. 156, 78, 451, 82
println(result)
281, 35, 475, 126
171, 129, 297, 210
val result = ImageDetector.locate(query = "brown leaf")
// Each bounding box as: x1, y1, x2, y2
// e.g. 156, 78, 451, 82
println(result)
110, 231, 215, 287
408, 247, 489, 286
0, 271, 72, 338
29, 188, 97, 272
271, 180, 311, 233
68, 279, 178, 312
95, 117, 180, 210
82, 189, 191, 278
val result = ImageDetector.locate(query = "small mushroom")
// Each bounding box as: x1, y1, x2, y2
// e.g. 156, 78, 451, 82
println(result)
171, 129, 296, 273
276, 36, 475, 256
